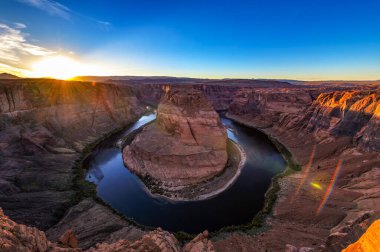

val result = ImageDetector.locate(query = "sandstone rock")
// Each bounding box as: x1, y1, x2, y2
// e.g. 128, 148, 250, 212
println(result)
298, 247, 314, 252
123, 86, 228, 187
182, 231, 215, 252
202, 230, 209, 238
0, 207, 75, 252
2, 208, 216, 252
285, 244, 298, 252
228, 88, 314, 129
47, 199, 145, 249
124, 79, 293, 110
59, 229, 78, 248
303, 90, 380, 150
342, 220, 380, 252
88, 229, 180, 252
325, 211, 380, 251
222, 86, 380, 252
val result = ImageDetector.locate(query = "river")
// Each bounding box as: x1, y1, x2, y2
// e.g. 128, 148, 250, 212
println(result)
85, 113, 286, 233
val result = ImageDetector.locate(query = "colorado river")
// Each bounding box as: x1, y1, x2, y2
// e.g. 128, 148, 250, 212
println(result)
85, 113, 286, 233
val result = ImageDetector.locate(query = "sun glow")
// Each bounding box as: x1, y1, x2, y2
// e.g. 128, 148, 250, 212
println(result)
31, 56, 100, 80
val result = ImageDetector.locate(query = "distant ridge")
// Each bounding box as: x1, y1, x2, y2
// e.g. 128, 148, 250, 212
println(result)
74, 75, 380, 87
73, 75, 295, 88
0, 73, 20, 79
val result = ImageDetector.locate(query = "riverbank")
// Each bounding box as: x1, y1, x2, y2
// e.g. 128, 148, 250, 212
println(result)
122, 128, 247, 201
81, 114, 290, 237
69, 112, 295, 242
213, 113, 380, 251
207, 113, 302, 236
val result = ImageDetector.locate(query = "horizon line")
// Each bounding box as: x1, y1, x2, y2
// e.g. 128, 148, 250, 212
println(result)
1, 72, 380, 82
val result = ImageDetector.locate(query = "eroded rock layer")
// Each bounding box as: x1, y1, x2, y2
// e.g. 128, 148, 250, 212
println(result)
0, 207, 215, 252
216, 87, 380, 251
0, 79, 144, 230
342, 219, 380, 252
123, 86, 228, 187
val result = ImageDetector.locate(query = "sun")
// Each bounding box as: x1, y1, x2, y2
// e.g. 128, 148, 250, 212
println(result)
32, 56, 86, 80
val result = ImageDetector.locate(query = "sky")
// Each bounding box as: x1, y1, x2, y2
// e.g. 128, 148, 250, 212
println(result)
0, 0, 379, 80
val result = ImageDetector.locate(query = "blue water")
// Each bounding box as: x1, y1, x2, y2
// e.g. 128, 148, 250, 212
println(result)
85, 113, 286, 233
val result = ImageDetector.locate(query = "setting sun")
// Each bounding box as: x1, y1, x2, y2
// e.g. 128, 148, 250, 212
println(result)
32, 56, 89, 80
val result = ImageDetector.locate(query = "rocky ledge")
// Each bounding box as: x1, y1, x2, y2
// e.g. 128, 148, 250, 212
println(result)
0, 207, 215, 252
122, 86, 246, 200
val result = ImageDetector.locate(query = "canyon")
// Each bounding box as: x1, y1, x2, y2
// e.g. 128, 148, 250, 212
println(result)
0, 77, 379, 251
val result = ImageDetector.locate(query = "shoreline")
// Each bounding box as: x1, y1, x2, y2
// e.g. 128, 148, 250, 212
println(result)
132, 138, 247, 202
194, 140, 247, 201
224, 112, 301, 170
75, 112, 299, 240
208, 113, 302, 236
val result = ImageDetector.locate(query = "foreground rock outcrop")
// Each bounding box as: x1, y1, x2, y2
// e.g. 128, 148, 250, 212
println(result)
0, 207, 215, 252
342, 219, 380, 252
123, 86, 228, 187
0, 208, 62, 251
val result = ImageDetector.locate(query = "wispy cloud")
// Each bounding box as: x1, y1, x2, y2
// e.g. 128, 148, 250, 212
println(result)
14, 22, 27, 29
0, 23, 55, 75
18, 0, 71, 20
97, 21, 111, 26
18, 0, 112, 29
96, 20, 112, 31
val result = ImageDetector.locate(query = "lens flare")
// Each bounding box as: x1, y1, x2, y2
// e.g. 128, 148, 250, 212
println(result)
316, 159, 343, 215
291, 145, 316, 202
310, 182, 322, 190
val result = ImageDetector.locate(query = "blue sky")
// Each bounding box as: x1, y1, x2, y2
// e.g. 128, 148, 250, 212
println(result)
0, 0, 379, 80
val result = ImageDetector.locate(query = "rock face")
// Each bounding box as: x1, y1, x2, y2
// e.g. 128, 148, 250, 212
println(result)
46, 198, 146, 249
123, 86, 228, 187
88, 228, 180, 252
342, 219, 380, 252
302, 90, 380, 151
182, 230, 215, 252
0, 79, 144, 230
58, 229, 78, 248
1, 207, 215, 252
228, 88, 314, 128
0, 207, 55, 252
214, 87, 380, 251
124, 78, 295, 110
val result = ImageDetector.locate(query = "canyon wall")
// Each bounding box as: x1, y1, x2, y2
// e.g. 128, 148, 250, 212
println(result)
301, 90, 380, 151
217, 88, 380, 251
121, 78, 296, 110
0, 79, 144, 231
128, 83, 242, 110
